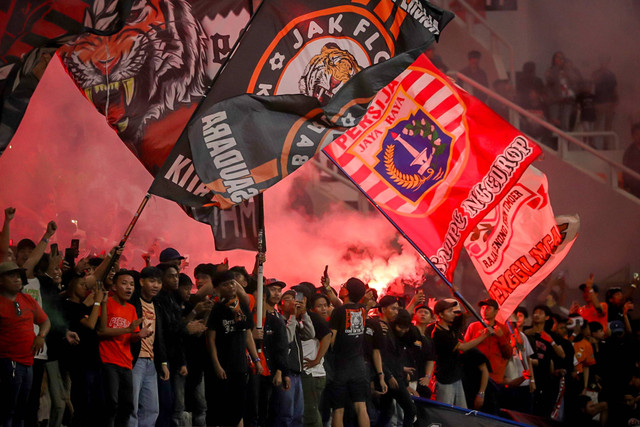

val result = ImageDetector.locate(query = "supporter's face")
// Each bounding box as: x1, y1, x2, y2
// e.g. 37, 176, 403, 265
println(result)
84, 265, 96, 276
140, 277, 162, 299
177, 286, 191, 302
195, 273, 212, 290
469, 57, 480, 67
0, 271, 23, 293
532, 309, 548, 324
610, 291, 623, 305
624, 394, 636, 408
233, 273, 248, 288
592, 329, 605, 340
553, 53, 564, 66
16, 248, 32, 266
114, 274, 135, 301
72, 278, 90, 300
163, 267, 179, 290
555, 323, 568, 337
312, 297, 329, 319
51, 265, 62, 285
413, 308, 431, 325
481, 305, 496, 321
167, 259, 182, 272
266, 286, 282, 306
6, 248, 15, 263
516, 312, 526, 328
394, 325, 410, 336
382, 302, 399, 322
217, 279, 237, 299
440, 307, 457, 324
280, 294, 295, 316
339, 285, 348, 301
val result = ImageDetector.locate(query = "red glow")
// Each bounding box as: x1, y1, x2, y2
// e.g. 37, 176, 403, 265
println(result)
0, 57, 439, 298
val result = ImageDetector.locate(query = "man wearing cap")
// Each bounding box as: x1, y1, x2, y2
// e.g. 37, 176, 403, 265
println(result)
0, 261, 50, 426
464, 299, 512, 385
328, 277, 370, 427
158, 248, 185, 272
272, 287, 315, 427
248, 280, 288, 427
432, 298, 492, 407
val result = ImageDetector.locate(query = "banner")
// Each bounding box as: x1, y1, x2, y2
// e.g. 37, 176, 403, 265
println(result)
149, 0, 454, 209
58, 0, 252, 174
464, 166, 579, 323
0, 0, 130, 154
324, 54, 542, 280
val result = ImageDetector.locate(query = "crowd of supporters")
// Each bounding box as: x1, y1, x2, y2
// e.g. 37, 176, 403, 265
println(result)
1, 207, 639, 427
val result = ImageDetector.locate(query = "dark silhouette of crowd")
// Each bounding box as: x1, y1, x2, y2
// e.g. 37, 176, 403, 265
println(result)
1, 207, 639, 427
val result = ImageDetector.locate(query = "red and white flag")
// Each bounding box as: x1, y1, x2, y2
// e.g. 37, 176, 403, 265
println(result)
325, 53, 541, 279
464, 166, 579, 323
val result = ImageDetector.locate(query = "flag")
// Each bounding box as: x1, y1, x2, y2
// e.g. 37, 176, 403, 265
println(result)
464, 166, 579, 323
324, 53, 542, 280
191, 196, 264, 252
0, 0, 130, 154
58, 0, 252, 174
149, 0, 454, 209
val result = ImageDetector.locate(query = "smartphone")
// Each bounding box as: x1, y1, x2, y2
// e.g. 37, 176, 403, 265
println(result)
323, 265, 329, 279
295, 292, 305, 302
64, 248, 75, 267
70, 239, 80, 258
50, 243, 59, 257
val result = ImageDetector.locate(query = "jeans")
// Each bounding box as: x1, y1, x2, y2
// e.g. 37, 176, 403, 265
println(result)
272, 373, 304, 427
435, 380, 467, 408
68, 366, 104, 427
171, 372, 187, 427
301, 374, 325, 427
103, 363, 134, 427
0, 359, 33, 427
25, 359, 65, 427
376, 381, 416, 427
129, 358, 159, 427
185, 370, 207, 426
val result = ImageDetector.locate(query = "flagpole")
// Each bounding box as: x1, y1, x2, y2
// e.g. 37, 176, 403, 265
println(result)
322, 151, 488, 327
99, 193, 151, 283
255, 194, 265, 330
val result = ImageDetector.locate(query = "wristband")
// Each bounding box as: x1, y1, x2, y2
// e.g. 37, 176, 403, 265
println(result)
94, 302, 100, 306
41, 237, 49, 244
161, 362, 168, 366
253, 357, 260, 363
377, 372, 384, 376
477, 391, 485, 396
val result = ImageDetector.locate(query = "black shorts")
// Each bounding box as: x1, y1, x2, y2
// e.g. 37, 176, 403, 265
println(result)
330, 362, 369, 408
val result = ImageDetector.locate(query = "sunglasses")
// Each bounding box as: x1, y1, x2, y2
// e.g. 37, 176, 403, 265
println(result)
14, 301, 21, 316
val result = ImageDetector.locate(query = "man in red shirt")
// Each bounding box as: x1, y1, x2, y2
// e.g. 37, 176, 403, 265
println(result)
0, 261, 50, 426
464, 299, 512, 385
575, 276, 608, 333
98, 270, 150, 427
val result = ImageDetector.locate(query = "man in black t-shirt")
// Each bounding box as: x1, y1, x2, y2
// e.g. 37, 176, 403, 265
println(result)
328, 277, 370, 427
431, 298, 491, 408
206, 271, 262, 427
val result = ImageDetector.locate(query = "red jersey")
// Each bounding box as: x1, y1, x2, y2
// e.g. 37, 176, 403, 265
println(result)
0, 293, 48, 366
464, 321, 513, 384
99, 297, 138, 369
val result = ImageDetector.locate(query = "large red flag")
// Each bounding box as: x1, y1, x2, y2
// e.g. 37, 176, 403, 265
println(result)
324, 54, 542, 279
464, 166, 579, 323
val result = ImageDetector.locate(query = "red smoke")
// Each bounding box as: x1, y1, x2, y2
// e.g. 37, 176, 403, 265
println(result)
0, 57, 448, 297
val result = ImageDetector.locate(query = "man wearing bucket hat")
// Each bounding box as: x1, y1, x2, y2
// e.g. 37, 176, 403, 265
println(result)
0, 261, 51, 426
431, 298, 493, 408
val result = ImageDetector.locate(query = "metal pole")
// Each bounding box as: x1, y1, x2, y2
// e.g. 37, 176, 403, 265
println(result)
322, 151, 487, 327
99, 193, 151, 283
255, 194, 265, 330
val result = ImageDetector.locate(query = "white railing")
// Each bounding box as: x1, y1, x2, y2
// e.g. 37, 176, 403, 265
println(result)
436, 0, 515, 82
453, 71, 640, 193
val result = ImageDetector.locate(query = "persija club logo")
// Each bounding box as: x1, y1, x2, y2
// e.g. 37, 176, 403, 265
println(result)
375, 110, 452, 203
